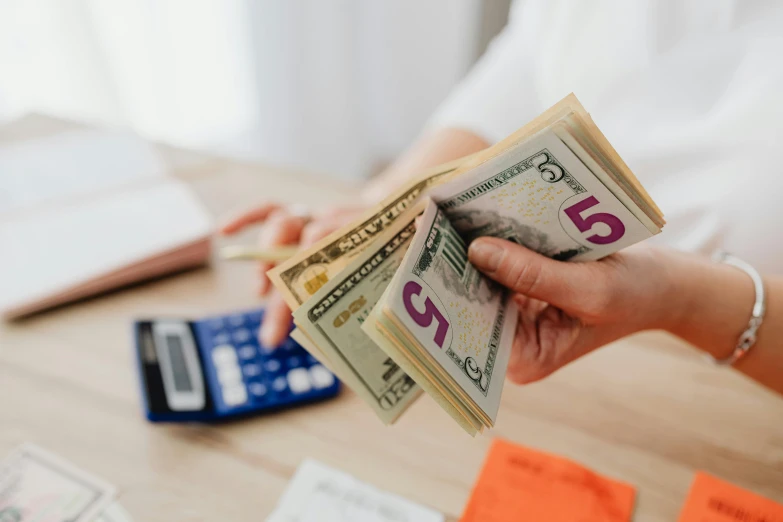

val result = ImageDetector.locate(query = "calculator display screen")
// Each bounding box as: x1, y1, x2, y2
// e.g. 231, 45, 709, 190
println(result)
166, 334, 193, 392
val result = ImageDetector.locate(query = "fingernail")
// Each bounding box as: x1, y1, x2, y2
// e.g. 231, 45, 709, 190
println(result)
468, 239, 503, 271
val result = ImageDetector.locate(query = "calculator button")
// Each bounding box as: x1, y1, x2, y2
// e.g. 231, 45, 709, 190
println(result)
212, 345, 237, 366
217, 365, 242, 386
287, 356, 302, 368
287, 368, 311, 394
309, 365, 335, 389
272, 376, 288, 392
213, 333, 230, 345
209, 318, 224, 331
242, 363, 262, 378
237, 345, 256, 360
228, 314, 245, 327
281, 339, 297, 351
222, 384, 248, 406
248, 382, 267, 397
233, 328, 251, 343
264, 359, 281, 373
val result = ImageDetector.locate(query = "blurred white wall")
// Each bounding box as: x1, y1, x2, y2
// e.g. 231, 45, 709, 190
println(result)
0, 0, 496, 179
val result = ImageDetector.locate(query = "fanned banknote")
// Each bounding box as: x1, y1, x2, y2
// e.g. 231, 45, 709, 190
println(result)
362, 199, 517, 435
293, 202, 427, 424
269, 155, 477, 311
428, 123, 658, 261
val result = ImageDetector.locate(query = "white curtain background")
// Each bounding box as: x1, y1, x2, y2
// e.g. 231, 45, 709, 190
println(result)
0, 0, 489, 179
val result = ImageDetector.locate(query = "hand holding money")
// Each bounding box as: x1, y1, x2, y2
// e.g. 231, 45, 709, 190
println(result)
466, 237, 677, 385
270, 94, 665, 434
221, 204, 369, 346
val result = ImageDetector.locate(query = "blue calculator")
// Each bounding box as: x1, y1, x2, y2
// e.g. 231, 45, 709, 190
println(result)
134, 308, 340, 422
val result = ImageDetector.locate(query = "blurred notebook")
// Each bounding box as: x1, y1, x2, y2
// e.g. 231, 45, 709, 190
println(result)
0, 128, 213, 319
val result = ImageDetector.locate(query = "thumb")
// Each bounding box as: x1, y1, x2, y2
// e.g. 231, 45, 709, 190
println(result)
468, 237, 602, 316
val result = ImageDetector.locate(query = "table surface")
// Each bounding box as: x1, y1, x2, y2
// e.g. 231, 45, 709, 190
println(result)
1, 116, 782, 522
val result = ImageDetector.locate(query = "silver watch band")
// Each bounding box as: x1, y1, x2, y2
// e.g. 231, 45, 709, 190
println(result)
707, 251, 766, 366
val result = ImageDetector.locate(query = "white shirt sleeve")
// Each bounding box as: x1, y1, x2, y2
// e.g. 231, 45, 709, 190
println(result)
426, 0, 544, 144
426, 0, 783, 272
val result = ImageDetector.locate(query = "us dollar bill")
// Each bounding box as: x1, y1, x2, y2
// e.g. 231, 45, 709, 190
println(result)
292, 203, 428, 424
269, 155, 475, 311
428, 125, 657, 261
363, 199, 517, 432
362, 282, 482, 437
0, 444, 116, 522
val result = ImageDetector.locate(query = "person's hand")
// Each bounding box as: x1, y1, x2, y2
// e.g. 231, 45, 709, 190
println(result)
221, 203, 366, 347
467, 238, 683, 384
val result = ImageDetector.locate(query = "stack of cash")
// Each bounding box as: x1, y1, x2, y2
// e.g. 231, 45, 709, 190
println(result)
270, 94, 664, 435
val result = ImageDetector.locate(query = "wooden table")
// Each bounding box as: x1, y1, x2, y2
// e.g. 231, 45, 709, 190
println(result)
1, 117, 782, 522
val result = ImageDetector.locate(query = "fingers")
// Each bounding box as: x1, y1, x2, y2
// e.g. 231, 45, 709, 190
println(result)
299, 206, 369, 248
257, 208, 362, 348
468, 237, 608, 318
220, 203, 283, 235
504, 301, 637, 385
256, 210, 310, 295
256, 262, 274, 295
506, 306, 575, 384
505, 305, 607, 384
300, 217, 344, 247
259, 291, 293, 348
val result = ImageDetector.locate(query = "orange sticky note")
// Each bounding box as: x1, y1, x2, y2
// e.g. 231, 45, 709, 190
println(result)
460, 438, 636, 522
678, 472, 783, 522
